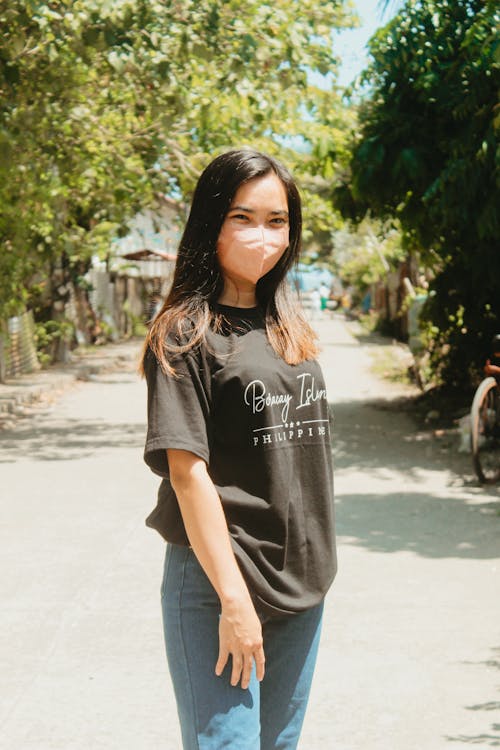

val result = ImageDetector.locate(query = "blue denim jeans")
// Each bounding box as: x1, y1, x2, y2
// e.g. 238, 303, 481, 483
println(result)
161, 544, 324, 750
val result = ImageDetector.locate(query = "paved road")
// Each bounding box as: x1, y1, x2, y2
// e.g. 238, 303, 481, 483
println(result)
1, 316, 499, 749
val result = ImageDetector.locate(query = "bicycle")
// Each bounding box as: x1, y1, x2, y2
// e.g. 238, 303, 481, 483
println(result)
470, 334, 500, 484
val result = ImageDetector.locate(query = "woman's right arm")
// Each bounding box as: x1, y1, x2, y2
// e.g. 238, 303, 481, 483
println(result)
167, 448, 265, 690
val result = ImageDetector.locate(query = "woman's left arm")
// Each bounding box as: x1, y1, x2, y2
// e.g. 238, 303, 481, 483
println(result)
167, 448, 265, 690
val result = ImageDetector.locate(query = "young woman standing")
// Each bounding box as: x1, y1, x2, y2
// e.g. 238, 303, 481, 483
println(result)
142, 148, 337, 750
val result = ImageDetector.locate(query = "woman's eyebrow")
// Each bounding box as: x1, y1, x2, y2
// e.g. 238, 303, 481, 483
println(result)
229, 204, 254, 213
229, 205, 289, 217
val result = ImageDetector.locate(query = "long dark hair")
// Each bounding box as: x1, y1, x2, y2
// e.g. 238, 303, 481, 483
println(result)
141, 148, 319, 374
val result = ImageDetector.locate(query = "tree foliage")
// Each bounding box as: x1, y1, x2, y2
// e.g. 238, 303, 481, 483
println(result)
0, 0, 355, 324
332, 218, 406, 290
336, 0, 499, 386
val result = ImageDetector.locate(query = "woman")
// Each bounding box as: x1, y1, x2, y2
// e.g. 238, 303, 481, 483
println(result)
142, 148, 337, 750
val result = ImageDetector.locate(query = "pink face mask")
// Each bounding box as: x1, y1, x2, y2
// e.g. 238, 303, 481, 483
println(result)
217, 225, 289, 285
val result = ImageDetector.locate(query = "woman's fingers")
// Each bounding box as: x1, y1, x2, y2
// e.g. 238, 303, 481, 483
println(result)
221, 648, 265, 688
254, 645, 265, 682
215, 645, 229, 677
216, 644, 265, 688
230, 653, 243, 686
217, 601, 264, 688
240, 653, 254, 690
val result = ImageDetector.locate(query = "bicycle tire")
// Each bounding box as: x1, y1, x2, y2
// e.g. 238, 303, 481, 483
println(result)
470, 376, 500, 484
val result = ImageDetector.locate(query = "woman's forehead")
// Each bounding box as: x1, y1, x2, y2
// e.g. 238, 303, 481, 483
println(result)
231, 173, 288, 208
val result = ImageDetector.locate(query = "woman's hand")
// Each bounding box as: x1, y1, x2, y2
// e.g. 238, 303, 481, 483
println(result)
216, 595, 265, 689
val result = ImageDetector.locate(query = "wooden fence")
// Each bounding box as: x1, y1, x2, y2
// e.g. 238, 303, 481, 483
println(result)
0, 310, 40, 382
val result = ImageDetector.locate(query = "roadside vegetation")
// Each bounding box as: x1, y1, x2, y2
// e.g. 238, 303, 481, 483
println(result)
1, 0, 497, 401
0, 0, 356, 357
336, 0, 499, 391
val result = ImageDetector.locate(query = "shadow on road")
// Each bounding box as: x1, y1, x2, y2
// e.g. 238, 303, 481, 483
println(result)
0, 417, 145, 462
331, 396, 500, 560
445, 646, 500, 746
336, 491, 500, 560
331, 398, 497, 485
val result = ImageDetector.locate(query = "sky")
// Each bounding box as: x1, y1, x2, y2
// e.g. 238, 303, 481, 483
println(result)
333, 0, 406, 87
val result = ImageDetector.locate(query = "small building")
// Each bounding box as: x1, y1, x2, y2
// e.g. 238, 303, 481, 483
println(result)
86, 196, 182, 337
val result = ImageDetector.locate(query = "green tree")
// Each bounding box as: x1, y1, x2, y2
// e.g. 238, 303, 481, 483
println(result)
0, 0, 355, 348
336, 0, 499, 387
332, 218, 405, 290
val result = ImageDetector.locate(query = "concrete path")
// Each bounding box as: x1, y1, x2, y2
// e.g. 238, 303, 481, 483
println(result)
1, 316, 499, 749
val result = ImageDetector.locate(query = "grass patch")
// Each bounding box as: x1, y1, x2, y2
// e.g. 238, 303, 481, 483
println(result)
369, 347, 412, 385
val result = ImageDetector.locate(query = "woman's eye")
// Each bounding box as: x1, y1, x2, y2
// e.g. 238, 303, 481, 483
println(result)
270, 217, 287, 225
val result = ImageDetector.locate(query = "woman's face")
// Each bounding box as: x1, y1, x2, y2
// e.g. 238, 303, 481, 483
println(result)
216, 172, 290, 290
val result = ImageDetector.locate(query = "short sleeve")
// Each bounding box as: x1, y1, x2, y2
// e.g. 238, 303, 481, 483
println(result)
143, 345, 211, 477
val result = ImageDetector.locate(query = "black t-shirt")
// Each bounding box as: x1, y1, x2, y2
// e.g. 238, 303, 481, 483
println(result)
143, 304, 337, 616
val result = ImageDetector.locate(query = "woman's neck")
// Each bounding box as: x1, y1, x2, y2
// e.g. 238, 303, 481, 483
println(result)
218, 280, 257, 308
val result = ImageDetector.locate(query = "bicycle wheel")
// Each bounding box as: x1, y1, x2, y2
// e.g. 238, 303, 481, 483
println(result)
470, 376, 500, 484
